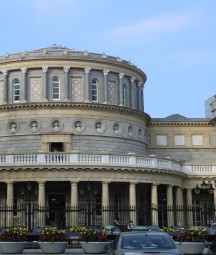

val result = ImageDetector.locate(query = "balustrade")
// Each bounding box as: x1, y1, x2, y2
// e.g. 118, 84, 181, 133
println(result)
0, 152, 214, 177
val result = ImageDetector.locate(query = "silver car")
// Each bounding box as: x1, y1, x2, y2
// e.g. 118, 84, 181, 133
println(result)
106, 231, 182, 255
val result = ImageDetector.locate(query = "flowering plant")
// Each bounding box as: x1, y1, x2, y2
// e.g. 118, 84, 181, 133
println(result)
70, 227, 108, 242
39, 227, 67, 242
0, 226, 27, 242
172, 227, 208, 243
160, 227, 175, 233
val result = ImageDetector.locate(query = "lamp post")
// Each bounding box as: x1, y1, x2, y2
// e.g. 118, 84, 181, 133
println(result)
193, 180, 215, 225
194, 180, 214, 196
79, 181, 98, 226
20, 181, 38, 231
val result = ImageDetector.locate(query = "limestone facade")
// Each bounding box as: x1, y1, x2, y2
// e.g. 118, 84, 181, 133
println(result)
0, 45, 215, 228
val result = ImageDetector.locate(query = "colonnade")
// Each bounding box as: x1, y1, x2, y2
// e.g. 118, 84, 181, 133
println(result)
0, 67, 144, 111
3, 181, 203, 227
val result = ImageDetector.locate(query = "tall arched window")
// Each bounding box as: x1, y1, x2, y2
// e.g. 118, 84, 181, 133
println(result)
91, 79, 98, 102
13, 79, 20, 102
122, 84, 126, 106
52, 77, 60, 100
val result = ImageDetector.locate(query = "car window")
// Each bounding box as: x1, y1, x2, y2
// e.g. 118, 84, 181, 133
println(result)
121, 235, 176, 250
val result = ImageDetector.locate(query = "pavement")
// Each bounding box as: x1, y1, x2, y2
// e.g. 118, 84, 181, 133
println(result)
0, 247, 208, 255
6, 247, 103, 255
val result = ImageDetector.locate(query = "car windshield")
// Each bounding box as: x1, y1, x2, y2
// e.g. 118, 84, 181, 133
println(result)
121, 235, 176, 250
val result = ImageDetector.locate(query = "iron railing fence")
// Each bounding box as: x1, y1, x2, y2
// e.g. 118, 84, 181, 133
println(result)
0, 204, 215, 231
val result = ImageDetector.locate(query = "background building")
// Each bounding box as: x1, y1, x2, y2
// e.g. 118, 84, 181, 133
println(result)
0, 45, 215, 229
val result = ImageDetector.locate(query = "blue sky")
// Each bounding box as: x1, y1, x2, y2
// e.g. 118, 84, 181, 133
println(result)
0, 0, 215, 118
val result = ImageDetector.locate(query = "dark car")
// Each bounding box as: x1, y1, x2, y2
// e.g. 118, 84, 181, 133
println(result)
132, 225, 160, 232
106, 231, 182, 255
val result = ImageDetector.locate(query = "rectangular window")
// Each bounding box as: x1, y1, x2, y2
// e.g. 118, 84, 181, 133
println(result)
156, 135, 167, 146
91, 84, 98, 102
192, 134, 203, 145
174, 135, 185, 145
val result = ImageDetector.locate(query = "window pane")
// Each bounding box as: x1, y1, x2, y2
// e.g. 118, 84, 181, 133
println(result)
156, 135, 167, 145
174, 135, 185, 145
192, 135, 203, 145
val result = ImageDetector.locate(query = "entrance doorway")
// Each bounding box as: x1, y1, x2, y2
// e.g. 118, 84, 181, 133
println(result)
48, 194, 66, 229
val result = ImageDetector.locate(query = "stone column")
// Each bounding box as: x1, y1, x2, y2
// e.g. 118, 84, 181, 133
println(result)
186, 188, 193, 226
138, 82, 143, 111
6, 182, 13, 227
141, 87, 144, 112
21, 68, 27, 103
70, 181, 78, 226
119, 73, 124, 106
42, 66, 48, 101
64, 66, 70, 101
167, 185, 174, 227
84, 68, 91, 103
102, 182, 110, 225
151, 183, 158, 226
214, 189, 216, 219
129, 182, 137, 225
2, 70, 8, 103
130, 77, 135, 108
176, 186, 183, 226
103, 70, 109, 104
38, 182, 45, 207
38, 182, 46, 226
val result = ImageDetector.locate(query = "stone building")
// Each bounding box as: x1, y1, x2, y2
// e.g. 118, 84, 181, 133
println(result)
0, 45, 215, 229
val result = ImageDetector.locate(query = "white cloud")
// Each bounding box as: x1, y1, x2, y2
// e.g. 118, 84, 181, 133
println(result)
110, 12, 201, 38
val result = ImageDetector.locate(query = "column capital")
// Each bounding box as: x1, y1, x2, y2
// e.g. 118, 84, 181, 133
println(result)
1, 70, 8, 76
167, 184, 173, 188
21, 67, 27, 73
102, 181, 111, 184
103, 69, 109, 76
130, 77, 136, 83
119, 73, 124, 79
38, 181, 46, 185
84, 67, 91, 74
130, 182, 138, 186
70, 181, 79, 184
64, 66, 70, 73
42, 66, 48, 73
6, 181, 13, 184
137, 81, 142, 87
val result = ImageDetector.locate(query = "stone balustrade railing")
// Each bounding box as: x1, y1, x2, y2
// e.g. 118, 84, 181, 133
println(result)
0, 152, 215, 177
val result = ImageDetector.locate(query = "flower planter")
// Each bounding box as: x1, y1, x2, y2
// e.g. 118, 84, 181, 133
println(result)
175, 242, 205, 254
38, 241, 68, 254
80, 241, 111, 254
0, 241, 27, 254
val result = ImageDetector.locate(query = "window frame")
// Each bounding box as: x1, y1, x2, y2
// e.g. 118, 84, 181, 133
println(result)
52, 76, 60, 101
13, 79, 20, 102
91, 79, 98, 102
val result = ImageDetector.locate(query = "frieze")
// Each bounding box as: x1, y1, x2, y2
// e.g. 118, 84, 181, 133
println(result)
0, 102, 150, 121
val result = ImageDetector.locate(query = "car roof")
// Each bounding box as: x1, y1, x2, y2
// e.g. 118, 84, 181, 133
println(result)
120, 231, 169, 236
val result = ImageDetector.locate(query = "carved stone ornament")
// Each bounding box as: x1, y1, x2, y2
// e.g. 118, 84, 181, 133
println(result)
28, 120, 40, 133
51, 119, 63, 132
8, 121, 18, 134
73, 120, 85, 133
95, 121, 105, 133
113, 122, 122, 135
128, 125, 134, 137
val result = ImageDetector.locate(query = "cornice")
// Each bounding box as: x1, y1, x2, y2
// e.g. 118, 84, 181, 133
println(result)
0, 165, 186, 178
0, 102, 151, 121
148, 121, 212, 127
0, 49, 147, 82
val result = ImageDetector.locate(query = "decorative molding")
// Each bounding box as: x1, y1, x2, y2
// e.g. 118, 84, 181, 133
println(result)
0, 102, 150, 121
42, 66, 48, 73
